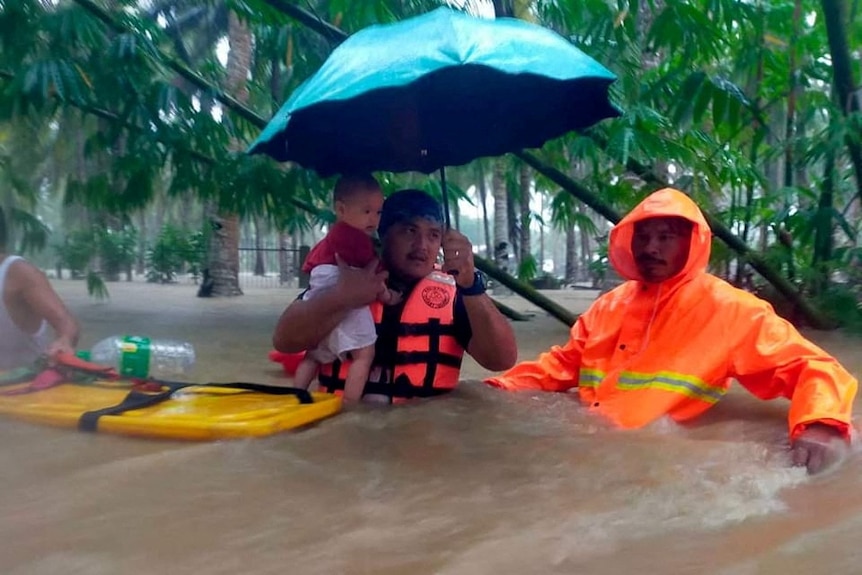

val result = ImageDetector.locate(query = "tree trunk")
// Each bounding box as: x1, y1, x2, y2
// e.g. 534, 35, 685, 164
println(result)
738, 5, 768, 286
821, 0, 862, 200
136, 209, 147, 277
784, 0, 802, 190
477, 167, 492, 259
512, 0, 534, 275
538, 192, 545, 269
507, 188, 519, 267
492, 159, 511, 294
513, 0, 535, 21
518, 163, 531, 267
253, 216, 266, 276
565, 224, 576, 283
812, 145, 835, 294
580, 221, 592, 283
492, 160, 509, 268
491, 0, 514, 17
203, 10, 251, 297
279, 230, 291, 285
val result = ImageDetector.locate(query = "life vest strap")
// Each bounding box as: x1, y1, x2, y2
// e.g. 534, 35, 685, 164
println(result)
366, 376, 452, 399
319, 373, 452, 399
394, 351, 462, 368
396, 323, 459, 337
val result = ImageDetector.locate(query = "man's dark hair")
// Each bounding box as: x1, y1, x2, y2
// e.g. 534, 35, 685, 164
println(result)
668, 216, 694, 235
333, 174, 381, 203
378, 188, 444, 239
635, 216, 693, 236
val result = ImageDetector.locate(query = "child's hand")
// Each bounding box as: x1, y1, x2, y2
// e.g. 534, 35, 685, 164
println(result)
47, 338, 76, 360
335, 253, 388, 308
378, 288, 402, 306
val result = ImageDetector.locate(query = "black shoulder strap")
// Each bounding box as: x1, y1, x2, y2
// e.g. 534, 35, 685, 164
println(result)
204, 382, 313, 404
78, 388, 176, 432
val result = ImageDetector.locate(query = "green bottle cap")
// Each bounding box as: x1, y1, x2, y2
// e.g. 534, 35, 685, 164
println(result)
75, 350, 91, 361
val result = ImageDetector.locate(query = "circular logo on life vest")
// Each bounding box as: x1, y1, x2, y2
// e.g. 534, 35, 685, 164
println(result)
421, 285, 450, 309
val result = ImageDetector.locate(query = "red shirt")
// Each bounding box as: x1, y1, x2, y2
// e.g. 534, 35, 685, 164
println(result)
302, 221, 376, 273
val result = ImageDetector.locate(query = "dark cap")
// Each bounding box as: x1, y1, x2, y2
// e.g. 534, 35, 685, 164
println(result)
378, 189, 443, 239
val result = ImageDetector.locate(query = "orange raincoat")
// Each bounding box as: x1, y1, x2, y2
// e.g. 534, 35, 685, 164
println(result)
485, 188, 857, 439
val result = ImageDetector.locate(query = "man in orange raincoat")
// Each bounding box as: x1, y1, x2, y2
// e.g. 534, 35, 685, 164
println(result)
485, 188, 857, 474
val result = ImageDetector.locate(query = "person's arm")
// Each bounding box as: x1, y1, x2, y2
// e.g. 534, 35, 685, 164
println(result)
729, 294, 857, 473
272, 255, 386, 353
14, 261, 79, 355
484, 317, 586, 392
460, 292, 516, 371
441, 228, 516, 371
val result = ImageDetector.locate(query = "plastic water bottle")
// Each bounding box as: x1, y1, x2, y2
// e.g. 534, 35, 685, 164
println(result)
89, 335, 196, 379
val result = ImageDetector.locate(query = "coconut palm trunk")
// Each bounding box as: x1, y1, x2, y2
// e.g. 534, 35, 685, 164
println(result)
203, 10, 251, 297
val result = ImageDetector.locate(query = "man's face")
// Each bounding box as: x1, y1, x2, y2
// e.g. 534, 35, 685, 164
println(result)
382, 217, 443, 280
631, 217, 692, 283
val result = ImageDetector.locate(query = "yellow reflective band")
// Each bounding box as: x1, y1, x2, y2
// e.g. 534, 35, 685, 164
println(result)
616, 370, 726, 402
578, 368, 604, 388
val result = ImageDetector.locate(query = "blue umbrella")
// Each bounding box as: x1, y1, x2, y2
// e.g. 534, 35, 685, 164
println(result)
249, 7, 620, 224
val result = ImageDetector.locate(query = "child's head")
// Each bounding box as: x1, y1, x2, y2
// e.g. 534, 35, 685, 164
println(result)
333, 174, 384, 236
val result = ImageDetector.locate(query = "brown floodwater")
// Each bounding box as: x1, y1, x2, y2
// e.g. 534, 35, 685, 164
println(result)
2, 280, 861, 574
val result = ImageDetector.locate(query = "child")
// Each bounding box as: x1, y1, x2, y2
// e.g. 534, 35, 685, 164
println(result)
293, 174, 400, 401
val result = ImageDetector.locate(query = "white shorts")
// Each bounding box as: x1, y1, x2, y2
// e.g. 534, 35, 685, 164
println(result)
303, 265, 377, 363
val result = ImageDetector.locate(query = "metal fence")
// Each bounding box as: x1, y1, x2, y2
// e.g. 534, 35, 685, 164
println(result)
237, 242, 309, 289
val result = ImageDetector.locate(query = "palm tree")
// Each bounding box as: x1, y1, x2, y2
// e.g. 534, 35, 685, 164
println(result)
201, 10, 252, 297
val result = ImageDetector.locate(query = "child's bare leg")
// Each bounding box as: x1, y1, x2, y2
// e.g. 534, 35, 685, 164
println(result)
343, 344, 375, 402
293, 355, 320, 390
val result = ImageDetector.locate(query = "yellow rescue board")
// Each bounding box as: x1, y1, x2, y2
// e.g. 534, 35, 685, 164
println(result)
0, 378, 342, 441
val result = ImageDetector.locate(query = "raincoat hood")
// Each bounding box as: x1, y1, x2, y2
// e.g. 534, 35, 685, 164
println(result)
609, 188, 712, 283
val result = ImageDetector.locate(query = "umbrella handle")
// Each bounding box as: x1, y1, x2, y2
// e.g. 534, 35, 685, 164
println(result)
439, 168, 458, 277
439, 167, 452, 229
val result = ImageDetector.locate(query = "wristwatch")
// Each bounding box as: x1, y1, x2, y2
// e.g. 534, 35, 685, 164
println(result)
458, 270, 487, 296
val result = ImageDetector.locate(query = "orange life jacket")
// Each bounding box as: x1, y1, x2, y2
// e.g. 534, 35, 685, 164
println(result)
317, 272, 464, 402
486, 188, 858, 440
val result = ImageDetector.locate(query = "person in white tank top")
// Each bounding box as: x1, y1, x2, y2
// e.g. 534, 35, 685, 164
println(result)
0, 207, 80, 370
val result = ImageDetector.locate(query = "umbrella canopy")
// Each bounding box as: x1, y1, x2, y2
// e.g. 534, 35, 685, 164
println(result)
248, 7, 620, 177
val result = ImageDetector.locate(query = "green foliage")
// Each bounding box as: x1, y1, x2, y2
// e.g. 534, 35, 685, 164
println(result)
548, 191, 598, 235
517, 253, 538, 282
1, 0, 859, 319
55, 224, 136, 293
56, 229, 94, 278
86, 269, 109, 301
5, 207, 50, 254
588, 236, 610, 287
146, 224, 205, 284
812, 285, 862, 333
98, 226, 137, 280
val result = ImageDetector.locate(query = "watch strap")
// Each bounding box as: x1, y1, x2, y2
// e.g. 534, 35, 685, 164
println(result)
458, 271, 486, 296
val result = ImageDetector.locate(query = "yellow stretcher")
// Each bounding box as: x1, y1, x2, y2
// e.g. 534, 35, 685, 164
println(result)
0, 365, 342, 441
